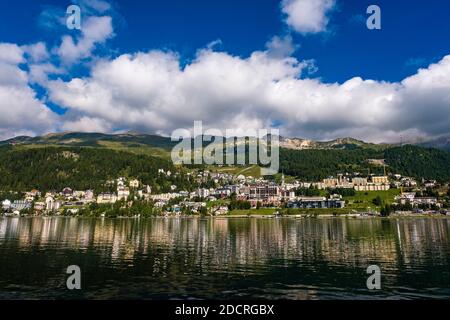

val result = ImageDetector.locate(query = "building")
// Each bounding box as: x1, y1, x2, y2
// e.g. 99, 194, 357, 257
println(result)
97, 193, 117, 204
25, 189, 41, 201
117, 186, 130, 200
372, 176, 389, 184
395, 193, 438, 207
61, 187, 73, 197
11, 200, 31, 211
73, 190, 85, 198
45, 196, 62, 211
287, 196, 345, 209
323, 178, 339, 188
249, 185, 279, 200
281, 189, 296, 199
354, 184, 390, 191
396, 193, 415, 204
150, 193, 179, 201
129, 179, 140, 188
352, 177, 368, 186
34, 202, 46, 211
197, 188, 210, 198
215, 188, 232, 198
137, 185, 152, 198
84, 190, 94, 201
2, 199, 11, 211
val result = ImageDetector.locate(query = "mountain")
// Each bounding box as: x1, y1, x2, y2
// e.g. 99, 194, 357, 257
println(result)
1, 132, 392, 152
1, 131, 176, 149
0, 132, 177, 159
1, 132, 450, 183
279, 136, 391, 150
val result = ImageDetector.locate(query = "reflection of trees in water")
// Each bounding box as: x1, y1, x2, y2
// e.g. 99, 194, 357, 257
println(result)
0, 217, 449, 273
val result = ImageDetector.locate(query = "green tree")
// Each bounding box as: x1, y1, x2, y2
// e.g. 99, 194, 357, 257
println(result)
372, 196, 383, 206
380, 204, 391, 217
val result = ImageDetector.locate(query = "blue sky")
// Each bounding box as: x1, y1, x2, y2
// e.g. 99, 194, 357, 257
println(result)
0, 0, 449, 142
2, 0, 448, 82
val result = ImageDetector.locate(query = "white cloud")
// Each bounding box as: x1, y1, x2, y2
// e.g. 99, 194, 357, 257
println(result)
22, 42, 50, 63
28, 63, 64, 85
61, 116, 112, 132
265, 35, 298, 58
45, 36, 450, 143
281, 0, 335, 34
0, 43, 57, 140
0, 43, 25, 64
2, 1, 450, 145
56, 16, 114, 64
76, 0, 112, 13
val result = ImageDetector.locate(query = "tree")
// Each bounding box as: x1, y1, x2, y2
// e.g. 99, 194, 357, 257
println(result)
372, 196, 383, 206
380, 204, 391, 217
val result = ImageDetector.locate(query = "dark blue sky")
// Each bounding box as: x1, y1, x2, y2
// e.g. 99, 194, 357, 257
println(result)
1, 0, 449, 83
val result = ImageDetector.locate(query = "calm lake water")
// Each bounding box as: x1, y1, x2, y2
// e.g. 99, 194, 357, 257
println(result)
0, 216, 449, 300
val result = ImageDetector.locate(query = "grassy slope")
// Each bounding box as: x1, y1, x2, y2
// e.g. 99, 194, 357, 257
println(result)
345, 189, 401, 210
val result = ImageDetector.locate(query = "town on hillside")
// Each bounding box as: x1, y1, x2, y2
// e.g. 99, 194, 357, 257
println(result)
1, 168, 450, 218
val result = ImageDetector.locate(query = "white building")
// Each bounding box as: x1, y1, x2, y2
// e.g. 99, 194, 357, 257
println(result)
352, 177, 368, 186
129, 179, 140, 188
197, 188, 210, 198
84, 190, 94, 201
97, 193, 117, 204
45, 196, 62, 211
117, 187, 130, 200
2, 199, 11, 211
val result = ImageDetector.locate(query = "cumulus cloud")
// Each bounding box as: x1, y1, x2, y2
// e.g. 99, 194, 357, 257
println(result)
47, 40, 308, 135
1, 0, 450, 144
75, 0, 112, 14
56, 16, 114, 65
22, 42, 50, 63
281, 0, 335, 34
0, 43, 57, 140
61, 116, 112, 132
44, 34, 450, 143
0, 43, 25, 64
265, 35, 298, 59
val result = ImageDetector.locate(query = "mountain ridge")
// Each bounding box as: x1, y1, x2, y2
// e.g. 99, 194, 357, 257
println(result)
0, 131, 390, 150
1, 131, 449, 152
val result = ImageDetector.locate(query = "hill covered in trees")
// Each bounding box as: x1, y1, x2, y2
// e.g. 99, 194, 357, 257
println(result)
280, 145, 450, 182
1, 132, 450, 190
0, 146, 193, 193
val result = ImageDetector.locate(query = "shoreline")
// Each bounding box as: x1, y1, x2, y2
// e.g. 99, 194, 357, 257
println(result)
1, 213, 449, 219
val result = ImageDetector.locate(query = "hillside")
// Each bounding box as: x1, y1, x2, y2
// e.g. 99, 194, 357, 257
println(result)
281, 145, 450, 182
1, 132, 391, 152
0, 146, 193, 193
1, 132, 177, 159
279, 136, 390, 150
1, 132, 450, 185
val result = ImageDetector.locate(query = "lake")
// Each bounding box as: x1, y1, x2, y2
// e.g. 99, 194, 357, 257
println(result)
0, 216, 449, 299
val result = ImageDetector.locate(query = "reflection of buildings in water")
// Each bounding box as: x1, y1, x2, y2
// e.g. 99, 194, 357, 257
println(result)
0, 217, 449, 276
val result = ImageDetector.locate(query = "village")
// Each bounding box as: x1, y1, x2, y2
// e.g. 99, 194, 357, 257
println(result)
1, 167, 450, 218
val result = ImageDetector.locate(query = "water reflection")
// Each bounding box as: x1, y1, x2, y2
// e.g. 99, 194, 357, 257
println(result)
0, 217, 449, 299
